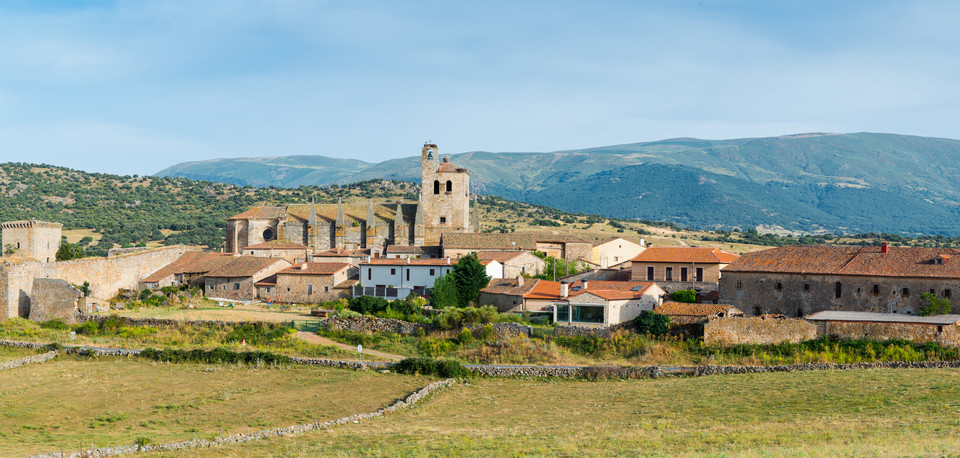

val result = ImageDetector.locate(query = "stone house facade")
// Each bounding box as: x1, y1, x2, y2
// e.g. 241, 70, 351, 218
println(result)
552, 281, 665, 327
442, 233, 591, 261
806, 311, 960, 346
1, 220, 62, 263
226, 144, 478, 253
631, 247, 737, 297
720, 244, 960, 317
204, 257, 292, 301
255, 262, 354, 303
241, 240, 310, 264
476, 251, 545, 278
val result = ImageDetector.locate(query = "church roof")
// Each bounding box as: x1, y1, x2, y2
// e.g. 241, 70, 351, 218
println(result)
230, 202, 420, 225
228, 207, 286, 220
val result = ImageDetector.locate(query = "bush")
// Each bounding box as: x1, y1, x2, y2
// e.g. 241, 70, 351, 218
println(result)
669, 290, 697, 303
223, 323, 293, 345
40, 319, 69, 330
138, 347, 291, 365
336, 310, 362, 318
73, 320, 100, 336
417, 338, 457, 357
634, 311, 670, 336
393, 357, 469, 378
458, 328, 474, 345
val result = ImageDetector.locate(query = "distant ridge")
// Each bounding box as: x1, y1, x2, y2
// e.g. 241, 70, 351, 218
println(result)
156, 132, 960, 235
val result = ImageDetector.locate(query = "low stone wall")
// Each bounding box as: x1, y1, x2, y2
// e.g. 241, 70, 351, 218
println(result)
818, 321, 960, 347
322, 316, 531, 339
0, 350, 57, 371
32, 379, 456, 458
554, 322, 634, 338
695, 359, 960, 376
81, 315, 252, 329
704, 316, 817, 346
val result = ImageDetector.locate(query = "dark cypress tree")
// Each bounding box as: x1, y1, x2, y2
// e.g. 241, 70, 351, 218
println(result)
449, 253, 491, 307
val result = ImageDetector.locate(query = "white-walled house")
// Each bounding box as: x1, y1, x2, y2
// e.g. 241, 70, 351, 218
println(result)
480, 259, 504, 279
592, 237, 646, 268
553, 280, 665, 327
356, 258, 455, 299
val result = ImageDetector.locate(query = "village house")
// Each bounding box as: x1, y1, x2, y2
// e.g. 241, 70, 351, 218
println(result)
552, 280, 666, 327
255, 262, 355, 303
721, 243, 960, 317
479, 278, 665, 321
241, 240, 310, 264
441, 232, 591, 261
203, 257, 292, 301
141, 251, 231, 289
631, 246, 739, 298
312, 247, 374, 265
355, 258, 455, 299
653, 301, 744, 325
476, 251, 545, 278
592, 237, 645, 268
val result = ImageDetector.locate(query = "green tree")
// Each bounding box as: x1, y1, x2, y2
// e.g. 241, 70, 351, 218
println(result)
448, 253, 492, 307
428, 273, 459, 309
920, 292, 952, 316
55, 241, 85, 261
669, 290, 697, 303
634, 311, 670, 336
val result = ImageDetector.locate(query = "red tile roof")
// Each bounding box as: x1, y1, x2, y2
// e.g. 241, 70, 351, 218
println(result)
524, 280, 659, 301
205, 257, 290, 278
361, 258, 455, 266
142, 252, 232, 282
243, 240, 309, 250
277, 262, 351, 276
725, 245, 960, 278
654, 302, 743, 317
480, 278, 540, 297
632, 247, 739, 264
313, 247, 362, 257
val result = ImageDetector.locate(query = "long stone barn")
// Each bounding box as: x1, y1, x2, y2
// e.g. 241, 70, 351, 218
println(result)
720, 243, 960, 317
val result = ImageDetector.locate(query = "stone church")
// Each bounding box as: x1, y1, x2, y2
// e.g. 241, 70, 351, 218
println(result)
225, 143, 478, 253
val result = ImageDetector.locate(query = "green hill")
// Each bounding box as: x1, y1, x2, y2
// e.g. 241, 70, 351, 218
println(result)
155, 133, 960, 234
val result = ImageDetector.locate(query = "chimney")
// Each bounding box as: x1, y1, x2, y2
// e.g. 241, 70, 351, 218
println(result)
582, 280, 589, 290
560, 281, 568, 298
517, 275, 524, 287
299, 262, 308, 270
446, 257, 451, 265
640, 238, 646, 247
881, 242, 889, 254
406, 257, 410, 264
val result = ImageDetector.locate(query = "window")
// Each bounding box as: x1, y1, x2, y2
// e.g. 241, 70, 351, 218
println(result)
903, 287, 910, 297
446, 180, 452, 192
754, 306, 761, 315
946, 289, 952, 298
390, 268, 396, 275
835, 282, 841, 298
325, 286, 329, 292
266, 287, 271, 293
873, 284, 879, 295
307, 284, 313, 295
234, 283, 240, 290
776, 281, 782, 291
430, 268, 435, 276
262, 228, 274, 240
367, 269, 371, 280
646, 266, 654, 281
440, 217, 446, 224
433, 180, 440, 194
680, 267, 688, 282
737, 281, 743, 289
803, 283, 809, 291
665, 267, 673, 281
796, 308, 803, 318
406, 269, 410, 281
930, 289, 936, 295
696, 267, 703, 282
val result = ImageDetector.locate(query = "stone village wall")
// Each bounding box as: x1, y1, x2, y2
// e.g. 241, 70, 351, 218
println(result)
703, 316, 818, 346
0, 245, 188, 319
817, 320, 960, 347
27, 278, 83, 324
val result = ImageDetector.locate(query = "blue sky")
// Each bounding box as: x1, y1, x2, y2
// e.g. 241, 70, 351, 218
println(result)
0, 0, 958, 175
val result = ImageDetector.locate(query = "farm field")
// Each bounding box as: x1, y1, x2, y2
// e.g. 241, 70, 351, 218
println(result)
180, 367, 960, 456
96, 303, 314, 324
0, 356, 433, 456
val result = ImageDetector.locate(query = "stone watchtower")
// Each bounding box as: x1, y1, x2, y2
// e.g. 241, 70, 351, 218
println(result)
1, 220, 62, 263
420, 143, 471, 245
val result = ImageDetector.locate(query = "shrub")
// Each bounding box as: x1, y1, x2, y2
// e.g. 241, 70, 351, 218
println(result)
223, 323, 292, 345
393, 357, 469, 378
478, 324, 495, 341
336, 310, 362, 318
349, 296, 390, 315
458, 328, 474, 345
417, 338, 457, 357
40, 319, 69, 330
138, 347, 290, 366
73, 320, 100, 336
634, 311, 670, 337
669, 290, 697, 303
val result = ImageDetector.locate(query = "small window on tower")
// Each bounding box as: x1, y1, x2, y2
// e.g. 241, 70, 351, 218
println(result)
446, 180, 452, 192
433, 180, 440, 194
440, 217, 447, 224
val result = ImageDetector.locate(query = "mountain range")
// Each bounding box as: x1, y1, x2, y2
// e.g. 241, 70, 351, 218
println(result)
156, 133, 960, 235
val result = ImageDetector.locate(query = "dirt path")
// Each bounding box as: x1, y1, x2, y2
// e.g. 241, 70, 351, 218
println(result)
295, 332, 406, 361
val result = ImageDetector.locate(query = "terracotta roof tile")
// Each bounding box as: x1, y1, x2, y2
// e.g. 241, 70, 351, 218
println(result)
361, 258, 455, 266
228, 207, 286, 220
277, 262, 351, 276
313, 247, 362, 257
442, 232, 589, 250
206, 257, 290, 278
481, 278, 540, 297
725, 245, 960, 278
476, 251, 526, 263
243, 240, 309, 250
143, 252, 233, 282
386, 245, 442, 255
632, 247, 738, 264
654, 301, 743, 317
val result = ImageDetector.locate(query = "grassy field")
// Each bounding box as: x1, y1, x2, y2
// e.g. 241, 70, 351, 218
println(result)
0, 355, 433, 456
180, 367, 960, 456
98, 304, 314, 324
0, 345, 39, 362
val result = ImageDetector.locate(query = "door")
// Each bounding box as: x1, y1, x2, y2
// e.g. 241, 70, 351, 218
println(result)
680, 267, 688, 282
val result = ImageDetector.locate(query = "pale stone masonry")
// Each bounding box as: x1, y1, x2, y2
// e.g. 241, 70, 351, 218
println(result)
1, 219, 62, 263
225, 143, 478, 253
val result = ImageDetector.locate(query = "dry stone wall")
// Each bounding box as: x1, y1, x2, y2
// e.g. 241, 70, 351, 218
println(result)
818, 321, 960, 347
703, 316, 817, 346
0, 350, 57, 371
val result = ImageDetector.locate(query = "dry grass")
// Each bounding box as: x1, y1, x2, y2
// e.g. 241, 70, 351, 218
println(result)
0, 345, 38, 362
177, 367, 960, 456
98, 304, 313, 324
61, 229, 102, 244
0, 355, 433, 456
